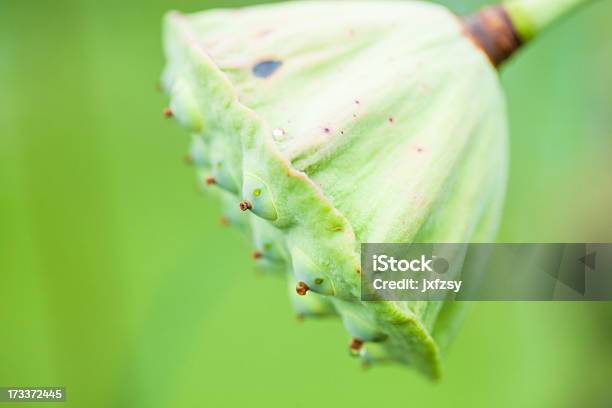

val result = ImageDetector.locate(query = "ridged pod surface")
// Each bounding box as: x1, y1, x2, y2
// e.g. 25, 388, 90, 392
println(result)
162, 1, 508, 379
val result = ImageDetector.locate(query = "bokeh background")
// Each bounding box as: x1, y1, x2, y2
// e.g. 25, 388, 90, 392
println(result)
1, 0, 611, 407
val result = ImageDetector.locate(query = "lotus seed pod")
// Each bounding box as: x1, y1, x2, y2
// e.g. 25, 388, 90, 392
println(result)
288, 279, 336, 319
359, 343, 392, 366
195, 168, 214, 192
218, 189, 251, 232
161, 0, 583, 378
250, 216, 288, 264
168, 78, 204, 132
187, 135, 209, 167
242, 172, 279, 221
290, 247, 336, 296
335, 299, 387, 344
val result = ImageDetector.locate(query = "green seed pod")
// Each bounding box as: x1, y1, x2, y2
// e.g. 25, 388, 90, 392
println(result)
187, 135, 209, 167
168, 78, 204, 132
161, 0, 589, 378
288, 279, 336, 319
241, 172, 279, 221
250, 215, 289, 272
290, 247, 336, 296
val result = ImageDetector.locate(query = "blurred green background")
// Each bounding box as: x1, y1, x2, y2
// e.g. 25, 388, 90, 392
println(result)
1, 0, 611, 407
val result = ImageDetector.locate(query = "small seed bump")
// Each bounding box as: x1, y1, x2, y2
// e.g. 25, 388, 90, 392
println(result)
239, 200, 253, 211
253, 188, 261, 197
296, 281, 310, 296
314, 278, 323, 285
272, 128, 286, 141
163, 107, 173, 117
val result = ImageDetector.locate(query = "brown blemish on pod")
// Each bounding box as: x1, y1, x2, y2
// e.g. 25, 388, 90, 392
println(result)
219, 216, 230, 226
163, 107, 173, 117
296, 281, 310, 296
206, 177, 216, 185
239, 200, 253, 211
252, 251, 262, 260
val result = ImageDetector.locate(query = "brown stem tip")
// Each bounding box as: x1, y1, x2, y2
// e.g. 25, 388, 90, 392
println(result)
462, 5, 522, 67
239, 200, 253, 211
296, 281, 310, 296
163, 107, 173, 117
350, 338, 364, 352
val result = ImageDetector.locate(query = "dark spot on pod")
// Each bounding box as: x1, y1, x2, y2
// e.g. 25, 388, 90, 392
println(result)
354, 99, 360, 105
252, 60, 283, 78
296, 281, 310, 296
356, 268, 362, 275
388, 117, 395, 124
252, 251, 262, 260
352, 114, 357, 118
324, 128, 331, 134
163, 107, 173, 117
206, 177, 216, 185
416, 146, 424, 153
350, 338, 364, 353
314, 278, 323, 285
295, 314, 305, 322
239, 200, 253, 211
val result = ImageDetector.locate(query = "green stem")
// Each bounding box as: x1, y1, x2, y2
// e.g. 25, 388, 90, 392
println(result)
504, 0, 594, 41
